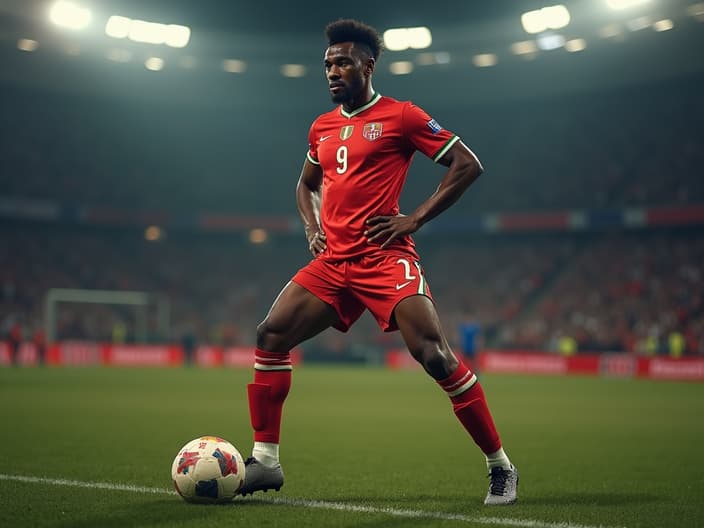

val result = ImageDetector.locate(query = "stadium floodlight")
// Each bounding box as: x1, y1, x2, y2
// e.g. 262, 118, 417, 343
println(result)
105, 16, 130, 39
249, 229, 268, 244
536, 33, 566, 50
49, 1, 91, 30
688, 3, 704, 21
415, 51, 451, 66
472, 53, 498, 67
389, 61, 414, 75
144, 57, 164, 71
165, 25, 190, 48
281, 64, 306, 77
652, 19, 674, 31
129, 20, 167, 45
511, 40, 538, 55
223, 59, 247, 73
606, 0, 651, 10
105, 15, 191, 48
17, 38, 39, 52
383, 27, 432, 51
564, 38, 587, 52
521, 5, 571, 34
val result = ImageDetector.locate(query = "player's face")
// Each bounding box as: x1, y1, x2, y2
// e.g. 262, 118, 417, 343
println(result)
324, 43, 368, 105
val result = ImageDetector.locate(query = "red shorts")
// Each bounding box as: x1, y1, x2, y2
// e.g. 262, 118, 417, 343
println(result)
292, 251, 434, 332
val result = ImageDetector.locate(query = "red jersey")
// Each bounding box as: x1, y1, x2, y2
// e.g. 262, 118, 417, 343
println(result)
306, 93, 459, 261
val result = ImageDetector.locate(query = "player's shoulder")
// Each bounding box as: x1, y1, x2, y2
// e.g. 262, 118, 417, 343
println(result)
377, 95, 415, 111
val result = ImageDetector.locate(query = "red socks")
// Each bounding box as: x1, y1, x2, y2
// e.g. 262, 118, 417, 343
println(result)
247, 351, 500, 456
437, 361, 502, 455
247, 349, 292, 444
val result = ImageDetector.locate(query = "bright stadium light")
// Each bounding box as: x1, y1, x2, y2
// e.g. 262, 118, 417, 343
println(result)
165, 25, 190, 48
472, 53, 498, 67
389, 61, 414, 75
281, 64, 306, 77
688, 3, 704, 21
144, 57, 164, 71
521, 5, 571, 34
17, 38, 39, 52
537, 33, 566, 50
415, 51, 451, 65
564, 38, 587, 52
223, 59, 247, 73
606, 0, 651, 10
105, 16, 130, 38
249, 229, 268, 244
383, 27, 432, 51
652, 19, 674, 31
129, 20, 167, 45
511, 40, 538, 55
49, 1, 91, 30
105, 15, 191, 48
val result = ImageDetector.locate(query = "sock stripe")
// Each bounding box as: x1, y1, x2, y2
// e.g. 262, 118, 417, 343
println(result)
254, 363, 293, 371
446, 373, 478, 397
254, 351, 292, 372
441, 369, 472, 391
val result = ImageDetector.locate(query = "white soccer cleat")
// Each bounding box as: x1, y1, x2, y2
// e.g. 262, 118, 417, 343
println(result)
484, 465, 519, 505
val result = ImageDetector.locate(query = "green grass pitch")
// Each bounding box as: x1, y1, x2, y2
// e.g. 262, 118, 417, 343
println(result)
0, 365, 702, 527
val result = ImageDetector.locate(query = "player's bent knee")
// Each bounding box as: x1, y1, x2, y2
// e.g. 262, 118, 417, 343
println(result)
256, 320, 289, 352
409, 343, 458, 380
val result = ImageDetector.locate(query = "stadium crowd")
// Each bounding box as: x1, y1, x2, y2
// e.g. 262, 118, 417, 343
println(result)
1, 225, 702, 357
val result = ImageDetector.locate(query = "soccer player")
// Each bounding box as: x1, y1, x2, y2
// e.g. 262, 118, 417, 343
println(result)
239, 19, 519, 505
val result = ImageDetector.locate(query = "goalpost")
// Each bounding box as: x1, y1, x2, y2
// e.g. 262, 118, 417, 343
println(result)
44, 288, 171, 344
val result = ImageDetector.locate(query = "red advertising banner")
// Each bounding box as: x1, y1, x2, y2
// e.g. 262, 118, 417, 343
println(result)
638, 357, 704, 381
479, 350, 568, 374
2, 341, 702, 382
474, 350, 704, 382
0, 342, 38, 365
103, 344, 182, 366
195, 346, 224, 367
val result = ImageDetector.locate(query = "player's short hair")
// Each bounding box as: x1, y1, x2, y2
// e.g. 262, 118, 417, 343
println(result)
325, 19, 384, 61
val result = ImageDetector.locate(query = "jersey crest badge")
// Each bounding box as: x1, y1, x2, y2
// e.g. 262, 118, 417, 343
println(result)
339, 125, 354, 141
362, 122, 383, 141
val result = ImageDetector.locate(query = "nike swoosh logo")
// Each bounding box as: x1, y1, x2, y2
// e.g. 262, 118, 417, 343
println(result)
395, 280, 412, 290
319, 135, 332, 142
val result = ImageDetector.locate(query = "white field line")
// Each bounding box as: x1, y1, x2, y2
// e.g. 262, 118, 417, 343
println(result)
0, 473, 625, 528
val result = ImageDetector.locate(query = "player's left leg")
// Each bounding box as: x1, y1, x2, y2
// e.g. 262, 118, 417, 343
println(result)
393, 295, 519, 505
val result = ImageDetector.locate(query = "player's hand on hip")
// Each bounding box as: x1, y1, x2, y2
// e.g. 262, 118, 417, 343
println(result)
365, 214, 420, 249
306, 229, 327, 256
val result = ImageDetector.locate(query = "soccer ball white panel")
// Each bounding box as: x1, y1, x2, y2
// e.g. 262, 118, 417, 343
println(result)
171, 436, 246, 503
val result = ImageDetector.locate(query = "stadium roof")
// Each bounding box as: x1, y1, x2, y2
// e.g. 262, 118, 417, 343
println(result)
1, 0, 703, 106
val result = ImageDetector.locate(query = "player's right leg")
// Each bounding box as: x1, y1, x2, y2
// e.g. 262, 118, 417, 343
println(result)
240, 280, 340, 496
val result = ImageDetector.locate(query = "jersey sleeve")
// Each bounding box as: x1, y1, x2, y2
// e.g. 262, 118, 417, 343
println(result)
306, 121, 320, 165
402, 102, 460, 163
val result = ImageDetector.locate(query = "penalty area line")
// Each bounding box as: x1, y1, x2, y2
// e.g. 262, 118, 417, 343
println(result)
0, 473, 624, 528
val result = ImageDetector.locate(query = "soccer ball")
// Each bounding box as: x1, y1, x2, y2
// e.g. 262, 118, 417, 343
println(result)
171, 436, 246, 503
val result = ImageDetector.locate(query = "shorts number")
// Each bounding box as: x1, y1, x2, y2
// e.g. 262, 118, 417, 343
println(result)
336, 146, 348, 174
396, 258, 417, 281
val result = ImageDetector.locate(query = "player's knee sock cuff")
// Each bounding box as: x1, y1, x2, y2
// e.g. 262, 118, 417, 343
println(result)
437, 361, 478, 399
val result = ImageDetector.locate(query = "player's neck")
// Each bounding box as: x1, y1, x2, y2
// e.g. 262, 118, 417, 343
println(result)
342, 85, 376, 114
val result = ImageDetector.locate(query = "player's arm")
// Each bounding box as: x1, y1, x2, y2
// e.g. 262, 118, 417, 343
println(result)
365, 140, 483, 248
296, 158, 327, 256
